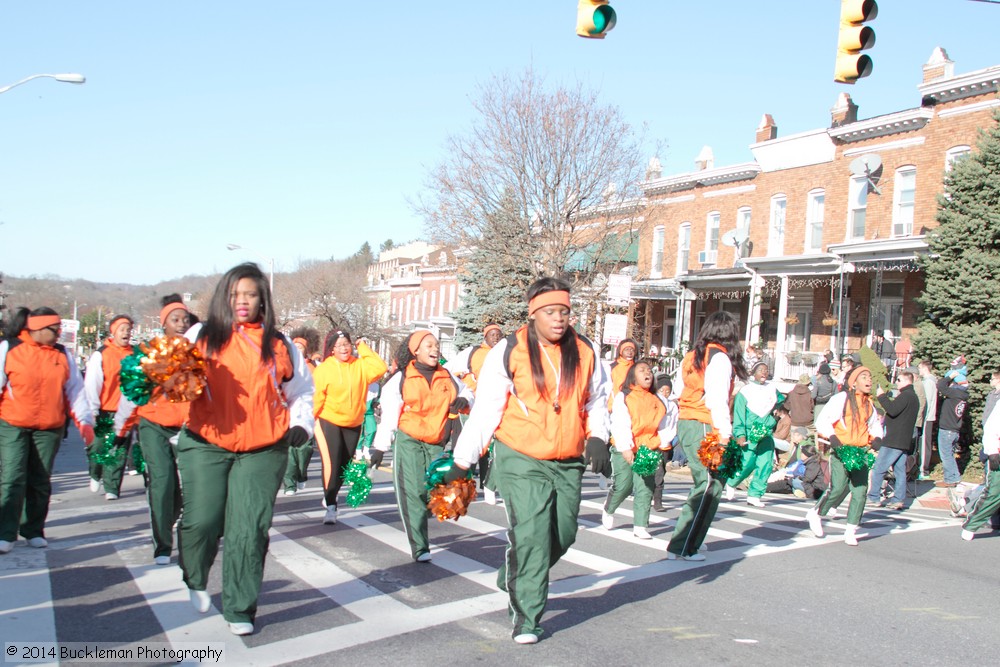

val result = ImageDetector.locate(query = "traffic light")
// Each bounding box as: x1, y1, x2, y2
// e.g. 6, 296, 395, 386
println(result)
576, 0, 616, 39
834, 0, 877, 84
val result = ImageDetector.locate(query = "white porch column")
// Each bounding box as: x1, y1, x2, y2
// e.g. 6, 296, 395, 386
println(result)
775, 275, 790, 376
745, 271, 765, 349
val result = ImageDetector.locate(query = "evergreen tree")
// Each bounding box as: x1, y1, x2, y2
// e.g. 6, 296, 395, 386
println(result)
914, 111, 1000, 459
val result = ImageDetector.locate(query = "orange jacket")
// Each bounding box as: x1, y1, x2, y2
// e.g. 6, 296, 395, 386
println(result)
313, 342, 387, 427
678, 343, 731, 424
495, 325, 598, 460
85, 340, 135, 412
397, 361, 458, 444
623, 388, 668, 452
187, 324, 295, 452
833, 392, 876, 447
0, 332, 82, 430
136, 392, 190, 429
608, 356, 634, 409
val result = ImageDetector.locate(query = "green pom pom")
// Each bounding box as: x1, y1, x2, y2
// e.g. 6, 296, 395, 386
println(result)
715, 439, 744, 481
342, 460, 372, 507
630, 446, 662, 477
88, 413, 125, 466
120, 351, 154, 406
425, 452, 470, 489
748, 421, 771, 444
834, 445, 876, 472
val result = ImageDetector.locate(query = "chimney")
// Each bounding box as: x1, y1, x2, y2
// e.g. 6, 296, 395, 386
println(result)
755, 114, 777, 143
923, 47, 954, 83
694, 146, 714, 171
830, 93, 859, 127
645, 156, 662, 181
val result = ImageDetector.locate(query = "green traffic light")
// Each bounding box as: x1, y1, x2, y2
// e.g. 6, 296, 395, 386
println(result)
592, 6, 617, 34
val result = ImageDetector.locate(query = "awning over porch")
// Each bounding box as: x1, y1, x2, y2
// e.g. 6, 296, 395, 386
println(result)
741, 253, 842, 277
631, 277, 683, 300
564, 233, 640, 272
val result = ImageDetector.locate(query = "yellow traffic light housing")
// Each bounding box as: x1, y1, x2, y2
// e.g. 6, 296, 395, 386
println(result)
834, 0, 877, 84
577, 0, 616, 39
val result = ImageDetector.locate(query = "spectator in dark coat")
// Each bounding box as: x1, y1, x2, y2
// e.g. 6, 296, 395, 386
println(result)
767, 443, 827, 499
936, 375, 970, 487
786, 374, 815, 428
867, 371, 920, 509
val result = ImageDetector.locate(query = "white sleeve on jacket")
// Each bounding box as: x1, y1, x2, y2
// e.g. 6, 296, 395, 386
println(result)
867, 400, 885, 439
584, 338, 610, 443
0, 341, 8, 394
610, 392, 634, 453
659, 396, 679, 446
983, 407, 1000, 457
63, 352, 94, 427
444, 345, 474, 376
282, 335, 315, 436
923, 375, 938, 421
453, 340, 512, 468
815, 393, 848, 438
704, 353, 734, 440
114, 396, 136, 434
84, 350, 104, 416
372, 373, 404, 453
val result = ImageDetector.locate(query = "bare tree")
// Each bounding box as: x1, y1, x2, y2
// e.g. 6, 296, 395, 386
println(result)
417, 68, 648, 310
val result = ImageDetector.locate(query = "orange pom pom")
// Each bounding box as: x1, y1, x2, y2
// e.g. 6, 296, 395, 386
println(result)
697, 431, 724, 472
140, 336, 207, 402
427, 479, 478, 522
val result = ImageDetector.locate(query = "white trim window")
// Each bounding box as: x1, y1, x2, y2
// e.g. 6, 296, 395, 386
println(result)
703, 212, 720, 266
650, 225, 665, 279
847, 175, 868, 240
945, 145, 971, 172
805, 189, 825, 253
677, 222, 691, 275
767, 194, 786, 257
892, 166, 916, 237
737, 206, 751, 233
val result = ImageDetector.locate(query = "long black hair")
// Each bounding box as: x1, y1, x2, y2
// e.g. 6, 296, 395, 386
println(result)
200, 263, 277, 362
621, 359, 656, 398
4, 306, 59, 342
691, 311, 748, 380
525, 277, 580, 401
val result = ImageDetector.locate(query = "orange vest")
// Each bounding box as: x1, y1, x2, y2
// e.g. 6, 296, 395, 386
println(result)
98, 341, 135, 411
833, 392, 875, 447
623, 387, 668, 452
397, 361, 457, 444
187, 324, 293, 452
678, 343, 732, 424
0, 332, 72, 430
137, 391, 190, 429
495, 325, 597, 460
462, 343, 491, 393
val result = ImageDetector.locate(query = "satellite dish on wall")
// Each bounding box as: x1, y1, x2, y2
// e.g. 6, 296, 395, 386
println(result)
722, 226, 752, 260
849, 153, 883, 195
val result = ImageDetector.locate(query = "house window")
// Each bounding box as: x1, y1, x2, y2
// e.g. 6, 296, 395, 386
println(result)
737, 206, 751, 232
847, 175, 868, 240
945, 145, 971, 172
806, 189, 825, 253
676, 223, 691, 275
650, 225, 665, 279
767, 195, 786, 257
892, 166, 916, 237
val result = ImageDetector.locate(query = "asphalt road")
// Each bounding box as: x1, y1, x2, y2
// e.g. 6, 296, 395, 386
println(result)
1, 430, 996, 667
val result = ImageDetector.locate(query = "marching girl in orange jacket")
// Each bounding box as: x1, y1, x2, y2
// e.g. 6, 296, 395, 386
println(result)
84, 314, 135, 500
371, 330, 473, 562
178, 263, 314, 636
450, 277, 610, 644
608, 338, 638, 408
0, 307, 94, 554
312, 329, 387, 524
114, 295, 192, 565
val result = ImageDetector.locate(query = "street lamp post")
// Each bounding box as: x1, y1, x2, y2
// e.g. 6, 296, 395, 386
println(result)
226, 243, 274, 292
0, 73, 86, 95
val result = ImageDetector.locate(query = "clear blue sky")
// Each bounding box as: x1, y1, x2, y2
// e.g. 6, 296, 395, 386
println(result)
0, 1, 996, 285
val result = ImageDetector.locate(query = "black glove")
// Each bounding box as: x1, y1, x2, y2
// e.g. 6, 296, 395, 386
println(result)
443, 463, 469, 484
286, 426, 310, 448
449, 397, 470, 414
989, 454, 1000, 472
585, 437, 610, 475
828, 434, 843, 449
112, 435, 130, 449
369, 449, 384, 469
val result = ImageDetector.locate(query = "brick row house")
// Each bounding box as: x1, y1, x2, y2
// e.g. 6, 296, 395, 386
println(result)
629, 48, 999, 379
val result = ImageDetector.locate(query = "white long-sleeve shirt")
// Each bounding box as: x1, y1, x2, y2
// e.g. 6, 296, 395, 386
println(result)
372, 367, 473, 453
610, 391, 677, 453
983, 405, 1000, 457
815, 391, 885, 441
670, 351, 735, 440
0, 340, 93, 427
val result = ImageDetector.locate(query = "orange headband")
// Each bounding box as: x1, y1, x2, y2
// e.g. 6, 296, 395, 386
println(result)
27, 314, 61, 331
483, 324, 501, 338
159, 303, 188, 326
845, 366, 871, 389
109, 316, 132, 333
408, 329, 433, 355
528, 290, 571, 316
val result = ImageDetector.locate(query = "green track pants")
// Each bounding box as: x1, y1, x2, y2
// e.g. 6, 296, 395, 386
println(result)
493, 440, 584, 640
283, 438, 314, 492
175, 429, 288, 624
964, 469, 1000, 532
604, 449, 655, 528
0, 420, 61, 541
726, 437, 775, 499
391, 431, 442, 560
817, 455, 869, 525
138, 419, 182, 559
667, 419, 721, 557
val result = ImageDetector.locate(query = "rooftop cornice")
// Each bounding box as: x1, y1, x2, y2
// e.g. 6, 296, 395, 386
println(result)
918, 64, 1000, 104
642, 162, 761, 196
827, 108, 934, 143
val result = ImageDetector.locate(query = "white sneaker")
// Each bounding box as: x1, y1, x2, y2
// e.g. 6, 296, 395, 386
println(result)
154, 555, 170, 566
283, 489, 296, 496
0, 540, 13, 554
27, 537, 48, 548
484, 488, 498, 505
105, 492, 119, 501
89, 478, 102, 493
844, 524, 859, 547
323, 506, 338, 525
961, 529, 975, 542
806, 508, 824, 537
724, 485, 736, 501
296, 481, 306, 491
189, 589, 211, 613
416, 552, 433, 563
513, 633, 539, 645
598, 475, 608, 491
601, 510, 614, 530
229, 622, 254, 636
127, 469, 139, 476
746, 496, 765, 508
825, 507, 839, 519
633, 526, 652, 540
